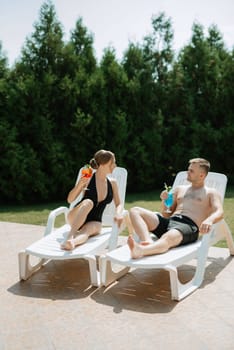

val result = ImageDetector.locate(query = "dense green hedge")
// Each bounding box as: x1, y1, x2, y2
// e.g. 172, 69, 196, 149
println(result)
0, 1, 233, 203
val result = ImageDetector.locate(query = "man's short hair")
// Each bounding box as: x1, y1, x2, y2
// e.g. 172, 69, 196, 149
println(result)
189, 158, 210, 174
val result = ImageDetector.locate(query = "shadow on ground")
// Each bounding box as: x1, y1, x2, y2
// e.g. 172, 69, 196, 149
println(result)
7, 254, 232, 314
7, 259, 96, 300
91, 255, 233, 313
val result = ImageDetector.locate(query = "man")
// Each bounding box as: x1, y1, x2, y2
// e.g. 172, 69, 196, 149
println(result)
127, 158, 224, 259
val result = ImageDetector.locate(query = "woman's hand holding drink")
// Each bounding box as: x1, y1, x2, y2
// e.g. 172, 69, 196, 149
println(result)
81, 164, 93, 190
81, 165, 93, 178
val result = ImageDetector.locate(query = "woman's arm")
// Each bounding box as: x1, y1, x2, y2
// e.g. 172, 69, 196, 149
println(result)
111, 179, 124, 226
67, 176, 90, 204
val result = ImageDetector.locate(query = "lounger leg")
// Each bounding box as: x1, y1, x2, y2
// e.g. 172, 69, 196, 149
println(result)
85, 255, 101, 287
166, 265, 201, 301
18, 250, 47, 280
221, 220, 234, 255
166, 265, 182, 301
99, 255, 130, 287
166, 234, 211, 301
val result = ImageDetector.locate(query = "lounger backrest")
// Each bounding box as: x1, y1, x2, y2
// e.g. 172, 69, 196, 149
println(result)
172, 171, 227, 202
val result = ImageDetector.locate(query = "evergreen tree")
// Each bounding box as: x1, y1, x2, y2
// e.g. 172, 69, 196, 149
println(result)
0, 3, 233, 203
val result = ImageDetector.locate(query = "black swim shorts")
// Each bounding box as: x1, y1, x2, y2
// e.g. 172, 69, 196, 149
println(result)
151, 214, 199, 246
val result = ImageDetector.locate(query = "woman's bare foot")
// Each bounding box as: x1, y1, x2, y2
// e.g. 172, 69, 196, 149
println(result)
61, 239, 75, 250
127, 235, 144, 259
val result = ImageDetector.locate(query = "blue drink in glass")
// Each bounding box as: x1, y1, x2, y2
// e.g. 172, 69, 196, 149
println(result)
164, 191, 173, 213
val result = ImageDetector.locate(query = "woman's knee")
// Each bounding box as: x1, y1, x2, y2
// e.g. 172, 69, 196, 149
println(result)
68, 199, 93, 221
80, 199, 94, 211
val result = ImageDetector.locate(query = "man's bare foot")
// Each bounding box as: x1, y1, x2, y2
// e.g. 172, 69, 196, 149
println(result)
127, 235, 144, 259
61, 239, 75, 250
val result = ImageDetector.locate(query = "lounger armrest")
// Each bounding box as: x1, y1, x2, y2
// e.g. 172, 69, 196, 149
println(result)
44, 206, 69, 236
108, 209, 128, 251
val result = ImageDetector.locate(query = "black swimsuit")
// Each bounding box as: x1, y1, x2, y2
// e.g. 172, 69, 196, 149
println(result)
77, 173, 113, 223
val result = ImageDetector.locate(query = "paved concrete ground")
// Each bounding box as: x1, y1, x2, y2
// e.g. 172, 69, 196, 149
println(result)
0, 221, 234, 350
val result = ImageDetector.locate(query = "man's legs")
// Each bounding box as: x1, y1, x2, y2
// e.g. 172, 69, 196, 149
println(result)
127, 229, 183, 258
129, 206, 160, 243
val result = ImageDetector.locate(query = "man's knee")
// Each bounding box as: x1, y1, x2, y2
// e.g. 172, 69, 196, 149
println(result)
129, 206, 141, 219
162, 230, 183, 248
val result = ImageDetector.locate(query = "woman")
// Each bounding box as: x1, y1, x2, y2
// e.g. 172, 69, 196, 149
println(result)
61, 150, 124, 250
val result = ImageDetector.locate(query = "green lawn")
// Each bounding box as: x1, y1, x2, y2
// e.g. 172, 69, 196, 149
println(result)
0, 187, 233, 248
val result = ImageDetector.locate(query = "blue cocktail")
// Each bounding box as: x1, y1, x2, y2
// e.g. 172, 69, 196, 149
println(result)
164, 183, 173, 213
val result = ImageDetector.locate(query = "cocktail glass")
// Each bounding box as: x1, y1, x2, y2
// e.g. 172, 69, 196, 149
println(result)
81, 164, 93, 190
81, 165, 93, 178
164, 183, 173, 213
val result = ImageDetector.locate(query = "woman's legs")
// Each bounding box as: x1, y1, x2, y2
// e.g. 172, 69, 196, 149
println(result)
62, 221, 102, 250
61, 199, 94, 249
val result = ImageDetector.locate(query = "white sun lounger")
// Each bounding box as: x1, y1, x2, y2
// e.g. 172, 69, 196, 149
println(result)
18, 166, 128, 287
100, 171, 234, 300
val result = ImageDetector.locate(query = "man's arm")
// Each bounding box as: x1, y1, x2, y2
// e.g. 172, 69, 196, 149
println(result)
200, 189, 224, 234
